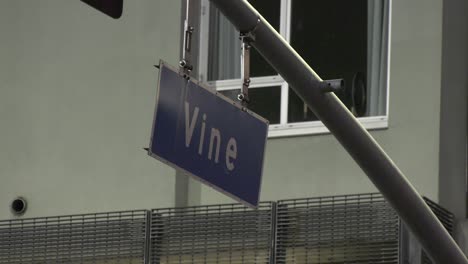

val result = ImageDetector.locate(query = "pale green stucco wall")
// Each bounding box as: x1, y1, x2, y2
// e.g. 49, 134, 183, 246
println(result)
0, 0, 443, 219
200, 0, 444, 205
0, 0, 181, 219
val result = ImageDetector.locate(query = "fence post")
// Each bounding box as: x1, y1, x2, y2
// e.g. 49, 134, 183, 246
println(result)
269, 202, 278, 264
144, 210, 152, 264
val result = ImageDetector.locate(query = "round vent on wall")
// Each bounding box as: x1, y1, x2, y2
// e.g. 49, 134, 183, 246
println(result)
11, 197, 27, 216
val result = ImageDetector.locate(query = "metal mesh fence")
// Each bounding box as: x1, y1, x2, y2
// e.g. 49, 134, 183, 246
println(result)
149, 202, 275, 264
421, 197, 455, 264
275, 193, 400, 263
0, 193, 453, 264
0, 210, 148, 264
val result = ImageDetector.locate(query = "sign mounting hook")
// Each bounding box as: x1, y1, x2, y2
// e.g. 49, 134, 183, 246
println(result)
180, 0, 194, 78
238, 20, 259, 107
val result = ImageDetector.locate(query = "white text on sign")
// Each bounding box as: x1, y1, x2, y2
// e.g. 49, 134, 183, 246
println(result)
184, 101, 237, 171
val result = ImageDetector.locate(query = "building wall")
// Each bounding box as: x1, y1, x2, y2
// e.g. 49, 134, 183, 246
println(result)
0, 0, 181, 219
0, 0, 444, 220
439, 0, 468, 252
199, 0, 444, 205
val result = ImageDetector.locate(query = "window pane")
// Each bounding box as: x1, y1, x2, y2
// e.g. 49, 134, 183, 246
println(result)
248, 0, 281, 77
249, 0, 281, 30
290, 0, 389, 120
220, 87, 281, 124
288, 88, 318, 123
207, 0, 280, 81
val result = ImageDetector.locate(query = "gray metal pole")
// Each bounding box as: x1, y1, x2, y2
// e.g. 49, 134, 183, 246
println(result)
207, 0, 468, 263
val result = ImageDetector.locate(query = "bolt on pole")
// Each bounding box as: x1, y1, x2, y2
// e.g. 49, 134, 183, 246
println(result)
207, 0, 468, 263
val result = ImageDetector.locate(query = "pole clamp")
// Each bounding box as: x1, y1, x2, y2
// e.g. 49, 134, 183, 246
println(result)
239, 18, 260, 43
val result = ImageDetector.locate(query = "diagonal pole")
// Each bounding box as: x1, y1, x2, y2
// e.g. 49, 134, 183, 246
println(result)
207, 0, 468, 263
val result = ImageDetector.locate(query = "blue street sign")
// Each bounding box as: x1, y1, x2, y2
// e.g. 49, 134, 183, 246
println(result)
148, 61, 269, 208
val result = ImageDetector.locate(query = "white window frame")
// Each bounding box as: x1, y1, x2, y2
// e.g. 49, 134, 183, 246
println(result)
198, 0, 391, 138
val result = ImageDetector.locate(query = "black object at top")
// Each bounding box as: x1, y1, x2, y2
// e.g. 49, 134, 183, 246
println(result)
81, 0, 123, 19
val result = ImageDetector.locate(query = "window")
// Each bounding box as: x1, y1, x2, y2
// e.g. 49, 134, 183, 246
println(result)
197, 0, 391, 137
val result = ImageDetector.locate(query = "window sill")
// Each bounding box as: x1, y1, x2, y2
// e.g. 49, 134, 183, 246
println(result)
268, 116, 388, 138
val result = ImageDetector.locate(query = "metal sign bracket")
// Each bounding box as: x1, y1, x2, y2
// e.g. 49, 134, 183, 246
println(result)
238, 18, 260, 107
238, 33, 252, 106
180, 0, 194, 79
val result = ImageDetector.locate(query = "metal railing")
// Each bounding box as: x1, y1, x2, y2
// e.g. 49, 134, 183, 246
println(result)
421, 197, 455, 263
0, 210, 147, 263
149, 202, 275, 263
0, 193, 454, 263
276, 193, 399, 263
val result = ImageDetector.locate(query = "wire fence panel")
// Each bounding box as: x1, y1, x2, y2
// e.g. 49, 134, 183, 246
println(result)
0, 210, 148, 264
150, 202, 275, 264
275, 193, 400, 264
0, 193, 454, 264
421, 197, 455, 264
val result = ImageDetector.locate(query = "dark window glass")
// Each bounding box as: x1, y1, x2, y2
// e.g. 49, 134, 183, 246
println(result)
248, 0, 280, 77
288, 88, 317, 123
81, 0, 123, 19
289, 0, 367, 122
208, 0, 280, 81
249, 0, 280, 31
220, 87, 281, 124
